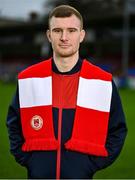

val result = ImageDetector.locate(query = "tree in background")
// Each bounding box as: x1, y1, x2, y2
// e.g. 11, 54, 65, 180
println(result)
45, 0, 123, 29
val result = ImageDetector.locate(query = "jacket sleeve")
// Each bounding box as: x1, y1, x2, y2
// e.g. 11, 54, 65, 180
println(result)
6, 85, 31, 166
89, 80, 127, 172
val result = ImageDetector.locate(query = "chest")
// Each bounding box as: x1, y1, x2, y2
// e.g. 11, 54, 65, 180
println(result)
52, 72, 80, 108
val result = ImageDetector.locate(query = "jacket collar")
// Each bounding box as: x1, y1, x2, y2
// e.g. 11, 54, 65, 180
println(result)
52, 58, 83, 75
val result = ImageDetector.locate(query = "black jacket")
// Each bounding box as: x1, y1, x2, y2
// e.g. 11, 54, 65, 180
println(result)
7, 58, 127, 179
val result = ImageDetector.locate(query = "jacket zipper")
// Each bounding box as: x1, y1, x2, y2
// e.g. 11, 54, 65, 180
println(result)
56, 75, 64, 179
56, 108, 62, 179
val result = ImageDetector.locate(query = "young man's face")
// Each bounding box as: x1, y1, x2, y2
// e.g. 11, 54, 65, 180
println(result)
47, 15, 85, 58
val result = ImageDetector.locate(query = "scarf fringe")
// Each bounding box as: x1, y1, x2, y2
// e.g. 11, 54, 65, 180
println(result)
22, 138, 58, 151
65, 139, 108, 157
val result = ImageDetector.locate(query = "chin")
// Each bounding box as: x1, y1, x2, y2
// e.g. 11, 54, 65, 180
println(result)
58, 51, 77, 58
59, 54, 71, 57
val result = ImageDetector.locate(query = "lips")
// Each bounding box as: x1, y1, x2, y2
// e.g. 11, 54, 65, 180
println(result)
59, 44, 70, 48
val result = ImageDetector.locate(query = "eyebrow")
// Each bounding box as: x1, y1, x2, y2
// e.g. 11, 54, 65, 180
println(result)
52, 27, 79, 31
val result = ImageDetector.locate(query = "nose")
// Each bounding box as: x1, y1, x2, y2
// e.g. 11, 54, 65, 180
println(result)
60, 31, 68, 41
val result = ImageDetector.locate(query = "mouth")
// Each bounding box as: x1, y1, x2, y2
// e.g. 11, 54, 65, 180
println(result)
59, 44, 71, 48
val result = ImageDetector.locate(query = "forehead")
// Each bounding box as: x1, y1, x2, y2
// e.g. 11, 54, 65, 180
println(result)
49, 15, 81, 29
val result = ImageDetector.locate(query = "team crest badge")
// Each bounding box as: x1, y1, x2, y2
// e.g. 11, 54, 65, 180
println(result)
31, 115, 43, 130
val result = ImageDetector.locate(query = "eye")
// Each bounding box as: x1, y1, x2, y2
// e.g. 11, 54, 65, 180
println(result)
53, 28, 61, 33
69, 28, 77, 33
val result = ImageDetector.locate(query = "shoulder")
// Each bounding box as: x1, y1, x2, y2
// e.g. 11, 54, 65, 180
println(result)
18, 58, 52, 79
82, 59, 112, 81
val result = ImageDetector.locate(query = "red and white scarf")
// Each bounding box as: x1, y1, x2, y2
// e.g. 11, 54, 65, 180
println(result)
18, 58, 112, 156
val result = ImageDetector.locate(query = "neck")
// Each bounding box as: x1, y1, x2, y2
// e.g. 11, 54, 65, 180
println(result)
53, 53, 79, 73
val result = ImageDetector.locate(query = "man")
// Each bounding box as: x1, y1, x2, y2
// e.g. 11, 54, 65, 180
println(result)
7, 5, 127, 179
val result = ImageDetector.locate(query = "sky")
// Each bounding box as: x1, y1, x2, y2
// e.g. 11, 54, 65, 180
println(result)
0, 0, 135, 21
0, 0, 48, 20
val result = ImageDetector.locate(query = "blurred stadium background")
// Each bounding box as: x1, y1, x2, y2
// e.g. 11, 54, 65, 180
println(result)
0, 0, 135, 178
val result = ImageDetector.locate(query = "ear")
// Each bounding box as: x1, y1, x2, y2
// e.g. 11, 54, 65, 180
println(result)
80, 29, 85, 43
46, 29, 51, 42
